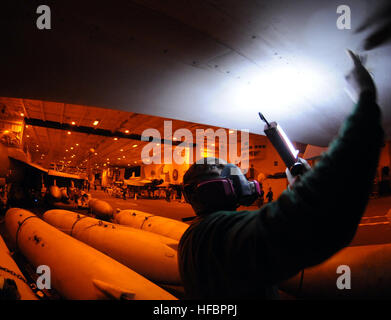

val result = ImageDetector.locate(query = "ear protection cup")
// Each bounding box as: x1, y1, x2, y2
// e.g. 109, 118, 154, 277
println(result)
221, 164, 261, 206
182, 163, 261, 214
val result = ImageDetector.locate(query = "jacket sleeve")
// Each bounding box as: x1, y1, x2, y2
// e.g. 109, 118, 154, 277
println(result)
253, 91, 384, 284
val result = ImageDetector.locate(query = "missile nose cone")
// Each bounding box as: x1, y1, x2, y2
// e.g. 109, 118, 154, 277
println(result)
89, 199, 114, 220
49, 185, 62, 200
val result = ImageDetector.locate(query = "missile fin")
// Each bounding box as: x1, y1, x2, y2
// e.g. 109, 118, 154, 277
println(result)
166, 243, 179, 251
92, 279, 135, 300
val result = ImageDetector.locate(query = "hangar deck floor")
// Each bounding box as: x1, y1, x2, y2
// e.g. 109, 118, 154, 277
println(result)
89, 189, 391, 246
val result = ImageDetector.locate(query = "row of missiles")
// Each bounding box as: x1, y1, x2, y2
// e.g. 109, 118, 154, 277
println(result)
1, 203, 190, 300
3, 194, 391, 299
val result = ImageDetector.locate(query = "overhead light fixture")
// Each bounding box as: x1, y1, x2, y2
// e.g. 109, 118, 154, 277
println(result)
132, 144, 138, 148
25, 125, 29, 128
67, 131, 71, 135
76, 143, 79, 146
26, 135, 30, 138
71, 121, 76, 125
120, 149, 123, 152
125, 130, 129, 134
114, 137, 118, 141
20, 113, 24, 117
94, 152, 98, 155
93, 120, 99, 126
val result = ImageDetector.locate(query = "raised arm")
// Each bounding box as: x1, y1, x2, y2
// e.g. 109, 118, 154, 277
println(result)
258, 50, 384, 284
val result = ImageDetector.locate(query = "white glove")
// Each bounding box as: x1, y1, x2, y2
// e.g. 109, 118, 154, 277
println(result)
285, 158, 311, 187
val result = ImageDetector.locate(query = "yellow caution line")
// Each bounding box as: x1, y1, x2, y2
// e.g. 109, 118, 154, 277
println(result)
359, 221, 390, 227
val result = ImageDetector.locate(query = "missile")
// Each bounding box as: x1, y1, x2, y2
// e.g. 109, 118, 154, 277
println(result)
114, 209, 189, 241
43, 209, 181, 285
280, 244, 391, 299
5, 208, 176, 300
0, 235, 37, 300
88, 198, 114, 220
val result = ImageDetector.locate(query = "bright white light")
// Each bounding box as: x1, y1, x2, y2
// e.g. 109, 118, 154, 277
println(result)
235, 59, 334, 115
277, 124, 299, 159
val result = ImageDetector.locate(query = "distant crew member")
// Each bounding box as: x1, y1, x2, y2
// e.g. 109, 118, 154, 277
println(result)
258, 184, 265, 208
266, 187, 273, 203
178, 50, 384, 299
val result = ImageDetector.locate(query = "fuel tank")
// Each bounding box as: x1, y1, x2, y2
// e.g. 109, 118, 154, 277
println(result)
88, 198, 114, 220
43, 209, 181, 285
5, 208, 176, 300
280, 244, 391, 299
114, 209, 189, 241
0, 235, 37, 300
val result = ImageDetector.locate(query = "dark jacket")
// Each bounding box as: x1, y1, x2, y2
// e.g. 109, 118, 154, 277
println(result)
178, 91, 384, 299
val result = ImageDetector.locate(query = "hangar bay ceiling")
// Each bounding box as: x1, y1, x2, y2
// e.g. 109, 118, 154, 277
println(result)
1, 0, 390, 147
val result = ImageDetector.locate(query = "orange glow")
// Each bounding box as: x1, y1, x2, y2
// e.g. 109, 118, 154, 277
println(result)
71, 121, 76, 125
67, 131, 71, 135
93, 120, 99, 126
